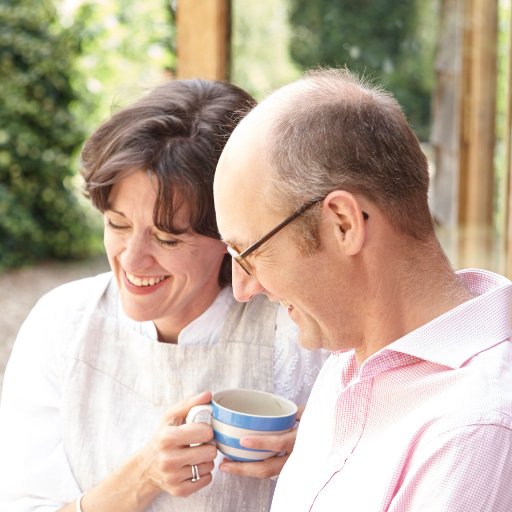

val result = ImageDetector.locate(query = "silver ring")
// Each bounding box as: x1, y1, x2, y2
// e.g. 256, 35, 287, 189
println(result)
191, 464, 200, 482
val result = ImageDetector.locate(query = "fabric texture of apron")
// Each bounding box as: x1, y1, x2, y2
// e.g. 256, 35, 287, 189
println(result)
61, 280, 278, 511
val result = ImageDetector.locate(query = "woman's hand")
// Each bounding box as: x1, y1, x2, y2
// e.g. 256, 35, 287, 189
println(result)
218, 404, 304, 479
138, 391, 217, 498
60, 393, 217, 512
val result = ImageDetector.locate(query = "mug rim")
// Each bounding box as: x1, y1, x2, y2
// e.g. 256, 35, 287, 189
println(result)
212, 388, 298, 418
211, 388, 297, 432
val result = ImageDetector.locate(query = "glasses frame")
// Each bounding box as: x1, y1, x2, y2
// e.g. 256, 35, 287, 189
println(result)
227, 196, 369, 275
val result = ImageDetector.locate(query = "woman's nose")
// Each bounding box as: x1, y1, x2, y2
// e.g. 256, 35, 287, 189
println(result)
121, 234, 154, 270
231, 262, 266, 302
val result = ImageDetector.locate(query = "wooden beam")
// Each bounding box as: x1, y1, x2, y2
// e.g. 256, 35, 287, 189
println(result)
505, 3, 512, 276
176, 0, 230, 81
429, 0, 464, 227
458, 0, 498, 226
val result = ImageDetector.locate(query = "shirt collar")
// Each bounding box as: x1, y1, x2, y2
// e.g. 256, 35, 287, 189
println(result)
382, 269, 512, 369
134, 286, 234, 345
176, 286, 234, 346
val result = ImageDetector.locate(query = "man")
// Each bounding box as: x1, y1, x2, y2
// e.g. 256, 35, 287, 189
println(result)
213, 68, 512, 511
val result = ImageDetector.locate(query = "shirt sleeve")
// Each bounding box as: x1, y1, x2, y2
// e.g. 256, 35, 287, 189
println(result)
390, 422, 512, 511
272, 305, 329, 406
0, 293, 81, 512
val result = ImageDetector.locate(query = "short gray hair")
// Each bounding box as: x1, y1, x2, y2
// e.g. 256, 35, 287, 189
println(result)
265, 68, 433, 244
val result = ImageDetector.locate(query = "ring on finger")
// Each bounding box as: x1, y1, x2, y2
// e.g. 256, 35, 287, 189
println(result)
191, 464, 200, 482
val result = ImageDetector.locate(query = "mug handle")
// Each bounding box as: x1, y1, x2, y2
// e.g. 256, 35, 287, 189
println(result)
186, 404, 214, 447
186, 404, 213, 425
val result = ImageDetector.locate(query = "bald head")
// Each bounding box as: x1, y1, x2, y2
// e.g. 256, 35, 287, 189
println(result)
215, 68, 434, 248
214, 77, 316, 228
215, 96, 271, 209
215, 80, 296, 198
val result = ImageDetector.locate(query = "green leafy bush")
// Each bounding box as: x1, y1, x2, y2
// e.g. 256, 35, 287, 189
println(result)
70, 0, 175, 134
0, 0, 102, 271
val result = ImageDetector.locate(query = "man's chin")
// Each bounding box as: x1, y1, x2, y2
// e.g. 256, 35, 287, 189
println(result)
297, 327, 326, 351
284, 304, 327, 349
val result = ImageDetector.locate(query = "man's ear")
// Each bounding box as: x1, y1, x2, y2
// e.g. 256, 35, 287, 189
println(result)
322, 191, 367, 256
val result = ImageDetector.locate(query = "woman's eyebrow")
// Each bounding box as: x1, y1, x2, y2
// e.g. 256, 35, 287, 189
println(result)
105, 205, 127, 217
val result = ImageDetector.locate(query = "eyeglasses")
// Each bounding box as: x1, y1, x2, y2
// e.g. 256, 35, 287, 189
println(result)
226, 196, 369, 276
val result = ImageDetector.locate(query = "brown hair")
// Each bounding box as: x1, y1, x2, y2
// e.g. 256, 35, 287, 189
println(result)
267, 68, 434, 242
80, 79, 256, 286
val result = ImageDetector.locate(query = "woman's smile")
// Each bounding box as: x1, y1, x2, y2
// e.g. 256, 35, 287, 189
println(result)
122, 271, 170, 295
125, 272, 170, 287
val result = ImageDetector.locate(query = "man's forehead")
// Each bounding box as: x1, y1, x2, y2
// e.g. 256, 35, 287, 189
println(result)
214, 167, 266, 248
216, 102, 272, 187
214, 113, 275, 245
214, 84, 305, 243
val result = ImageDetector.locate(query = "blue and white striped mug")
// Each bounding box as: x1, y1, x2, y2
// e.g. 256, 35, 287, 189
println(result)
186, 388, 298, 462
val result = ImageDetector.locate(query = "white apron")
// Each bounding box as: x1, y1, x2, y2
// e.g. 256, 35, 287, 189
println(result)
61, 280, 278, 511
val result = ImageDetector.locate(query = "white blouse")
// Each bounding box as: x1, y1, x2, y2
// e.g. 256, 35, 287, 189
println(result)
0, 273, 327, 511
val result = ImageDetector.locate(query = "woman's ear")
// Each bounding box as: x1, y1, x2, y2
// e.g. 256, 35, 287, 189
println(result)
322, 191, 367, 256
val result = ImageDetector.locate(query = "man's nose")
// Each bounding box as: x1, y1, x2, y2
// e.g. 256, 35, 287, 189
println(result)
231, 262, 266, 302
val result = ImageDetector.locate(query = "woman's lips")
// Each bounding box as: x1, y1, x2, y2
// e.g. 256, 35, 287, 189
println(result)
125, 272, 168, 286
122, 271, 170, 295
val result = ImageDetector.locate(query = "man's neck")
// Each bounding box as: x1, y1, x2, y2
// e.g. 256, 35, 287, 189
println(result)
354, 236, 474, 364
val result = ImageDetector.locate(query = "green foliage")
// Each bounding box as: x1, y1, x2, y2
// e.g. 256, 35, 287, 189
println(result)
231, 0, 302, 99
0, 0, 174, 272
288, 0, 437, 140
0, 0, 102, 271
68, 0, 174, 133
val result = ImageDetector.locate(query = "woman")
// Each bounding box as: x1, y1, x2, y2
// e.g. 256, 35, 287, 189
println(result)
0, 80, 326, 512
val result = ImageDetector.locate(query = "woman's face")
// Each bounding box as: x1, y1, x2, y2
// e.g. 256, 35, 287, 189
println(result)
103, 170, 227, 341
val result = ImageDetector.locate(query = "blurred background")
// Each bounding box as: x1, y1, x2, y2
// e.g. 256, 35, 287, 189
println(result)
1, 0, 511, 389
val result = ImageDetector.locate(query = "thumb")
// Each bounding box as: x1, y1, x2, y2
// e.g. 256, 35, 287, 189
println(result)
163, 391, 212, 426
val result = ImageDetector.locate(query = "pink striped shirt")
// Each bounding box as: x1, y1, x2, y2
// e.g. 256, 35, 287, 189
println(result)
271, 269, 512, 511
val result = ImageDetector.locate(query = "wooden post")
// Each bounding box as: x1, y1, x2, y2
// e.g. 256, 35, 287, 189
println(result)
176, 0, 231, 81
430, 0, 464, 227
458, 0, 498, 227
505, 3, 512, 276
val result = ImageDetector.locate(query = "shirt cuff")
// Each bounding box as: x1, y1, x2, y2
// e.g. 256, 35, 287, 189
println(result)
76, 492, 85, 512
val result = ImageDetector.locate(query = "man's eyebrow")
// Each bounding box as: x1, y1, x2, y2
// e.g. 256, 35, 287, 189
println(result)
222, 236, 245, 249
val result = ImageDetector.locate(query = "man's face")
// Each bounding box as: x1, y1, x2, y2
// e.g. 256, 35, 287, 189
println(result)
214, 109, 345, 351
